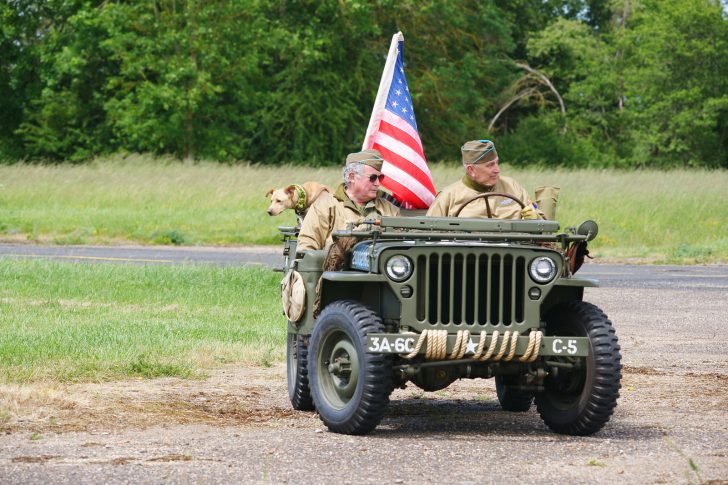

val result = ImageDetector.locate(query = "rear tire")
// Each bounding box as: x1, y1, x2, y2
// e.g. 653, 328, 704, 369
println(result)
287, 332, 314, 411
536, 301, 622, 435
308, 300, 393, 435
495, 375, 534, 412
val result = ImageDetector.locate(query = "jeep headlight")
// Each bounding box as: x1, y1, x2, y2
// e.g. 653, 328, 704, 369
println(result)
385, 255, 412, 282
529, 256, 557, 283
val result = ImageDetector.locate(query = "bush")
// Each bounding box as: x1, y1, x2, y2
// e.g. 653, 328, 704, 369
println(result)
498, 114, 610, 167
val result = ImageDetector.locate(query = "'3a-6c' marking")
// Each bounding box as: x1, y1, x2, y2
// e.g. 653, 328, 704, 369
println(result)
552, 338, 578, 355
369, 337, 415, 353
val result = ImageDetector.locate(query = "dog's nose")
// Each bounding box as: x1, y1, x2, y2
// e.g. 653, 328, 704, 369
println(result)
267, 209, 273, 215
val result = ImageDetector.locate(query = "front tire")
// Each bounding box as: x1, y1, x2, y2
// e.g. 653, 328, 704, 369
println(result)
308, 300, 393, 435
536, 301, 622, 435
287, 332, 314, 411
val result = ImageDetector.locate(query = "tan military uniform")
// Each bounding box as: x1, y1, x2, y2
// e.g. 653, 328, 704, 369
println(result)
426, 175, 544, 220
297, 184, 400, 251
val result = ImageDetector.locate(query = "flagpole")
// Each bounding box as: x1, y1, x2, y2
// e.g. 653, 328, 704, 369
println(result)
362, 32, 403, 150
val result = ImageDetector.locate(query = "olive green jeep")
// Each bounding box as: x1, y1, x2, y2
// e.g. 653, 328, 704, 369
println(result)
279, 201, 621, 436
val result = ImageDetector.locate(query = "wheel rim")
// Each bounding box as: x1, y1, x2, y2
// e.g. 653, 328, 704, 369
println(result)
543, 356, 587, 409
542, 324, 589, 410
316, 329, 360, 409
537, 301, 621, 435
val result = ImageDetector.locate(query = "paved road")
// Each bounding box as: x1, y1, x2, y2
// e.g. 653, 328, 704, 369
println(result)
2, 242, 727, 290
0, 243, 283, 268
579, 262, 728, 290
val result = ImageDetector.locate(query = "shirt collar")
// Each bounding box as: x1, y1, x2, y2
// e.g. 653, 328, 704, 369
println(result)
334, 183, 382, 216
461, 175, 494, 193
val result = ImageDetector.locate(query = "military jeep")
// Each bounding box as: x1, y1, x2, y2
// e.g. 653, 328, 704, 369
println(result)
279, 205, 621, 436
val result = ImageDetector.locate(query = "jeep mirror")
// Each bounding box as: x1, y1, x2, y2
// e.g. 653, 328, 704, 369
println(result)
577, 220, 599, 241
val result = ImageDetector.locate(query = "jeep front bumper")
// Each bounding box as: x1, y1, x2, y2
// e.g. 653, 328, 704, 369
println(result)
367, 333, 589, 358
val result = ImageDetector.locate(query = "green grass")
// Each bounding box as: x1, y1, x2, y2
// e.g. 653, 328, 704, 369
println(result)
497, 167, 728, 264
1, 155, 727, 262
0, 259, 284, 383
0, 155, 334, 246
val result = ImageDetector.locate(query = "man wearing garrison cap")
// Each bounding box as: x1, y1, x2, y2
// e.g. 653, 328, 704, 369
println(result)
426, 140, 544, 220
297, 149, 400, 252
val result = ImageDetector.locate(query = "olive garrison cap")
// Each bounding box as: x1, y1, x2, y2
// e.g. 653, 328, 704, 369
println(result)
461, 140, 498, 165
346, 149, 384, 171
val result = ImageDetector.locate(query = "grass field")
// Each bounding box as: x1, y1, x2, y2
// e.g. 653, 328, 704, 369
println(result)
0, 259, 283, 383
1, 156, 727, 262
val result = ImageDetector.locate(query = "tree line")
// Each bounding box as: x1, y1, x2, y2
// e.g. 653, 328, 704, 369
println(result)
1, 0, 726, 168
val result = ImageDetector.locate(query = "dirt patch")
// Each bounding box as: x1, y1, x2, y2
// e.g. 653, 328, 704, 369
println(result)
11, 455, 60, 463
622, 365, 669, 376
146, 454, 194, 462
0, 365, 303, 433
2, 362, 727, 484
2, 362, 726, 435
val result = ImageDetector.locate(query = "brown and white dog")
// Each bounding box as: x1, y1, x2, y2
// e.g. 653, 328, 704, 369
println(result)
265, 181, 330, 225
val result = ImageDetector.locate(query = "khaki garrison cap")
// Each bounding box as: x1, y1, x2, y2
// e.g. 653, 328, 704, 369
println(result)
462, 140, 498, 165
345, 149, 384, 171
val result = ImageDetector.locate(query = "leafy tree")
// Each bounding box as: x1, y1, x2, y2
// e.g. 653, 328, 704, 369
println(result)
499, 0, 728, 168
15, 1, 114, 162
391, 0, 515, 160
249, 0, 383, 164
525, 17, 627, 165
0, 1, 47, 160
1, 0, 726, 168
619, 0, 728, 167
495, 0, 614, 59
250, 0, 516, 164
101, 0, 267, 161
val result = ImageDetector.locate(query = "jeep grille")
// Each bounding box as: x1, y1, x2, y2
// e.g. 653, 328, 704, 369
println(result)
415, 252, 526, 326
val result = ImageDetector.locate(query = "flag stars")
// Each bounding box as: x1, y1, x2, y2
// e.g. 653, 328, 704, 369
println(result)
369, 38, 433, 209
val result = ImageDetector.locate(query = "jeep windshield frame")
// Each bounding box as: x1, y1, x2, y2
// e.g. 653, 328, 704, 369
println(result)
332, 216, 590, 246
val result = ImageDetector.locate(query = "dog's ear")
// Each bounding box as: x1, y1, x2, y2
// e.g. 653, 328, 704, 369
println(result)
285, 185, 297, 195
265, 188, 274, 198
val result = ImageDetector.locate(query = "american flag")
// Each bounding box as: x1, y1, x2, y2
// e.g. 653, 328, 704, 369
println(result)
362, 32, 436, 209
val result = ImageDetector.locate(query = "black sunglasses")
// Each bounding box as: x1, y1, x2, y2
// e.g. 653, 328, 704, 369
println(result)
365, 174, 385, 183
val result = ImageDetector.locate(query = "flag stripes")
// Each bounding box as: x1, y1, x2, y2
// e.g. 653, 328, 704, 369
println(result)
362, 32, 436, 209
378, 160, 437, 207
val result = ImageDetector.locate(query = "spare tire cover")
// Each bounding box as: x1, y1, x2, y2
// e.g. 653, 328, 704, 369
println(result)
281, 270, 306, 322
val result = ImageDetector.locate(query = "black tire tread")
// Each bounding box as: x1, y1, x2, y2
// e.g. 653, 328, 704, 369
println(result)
495, 375, 534, 412
536, 300, 622, 436
288, 333, 314, 411
309, 300, 393, 435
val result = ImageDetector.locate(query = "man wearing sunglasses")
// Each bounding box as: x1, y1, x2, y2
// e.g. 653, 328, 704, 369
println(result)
426, 139, 544, 220
297, 149, 400, 252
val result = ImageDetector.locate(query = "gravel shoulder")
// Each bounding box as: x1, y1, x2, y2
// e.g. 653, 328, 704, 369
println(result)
2, 284, 727, 484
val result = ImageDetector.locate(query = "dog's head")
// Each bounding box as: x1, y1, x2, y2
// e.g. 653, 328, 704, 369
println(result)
265, 185, 299, 216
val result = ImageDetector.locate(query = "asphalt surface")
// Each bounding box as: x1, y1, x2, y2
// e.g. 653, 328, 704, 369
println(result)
2, 242, 728, 290
0, 243, 283, 268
